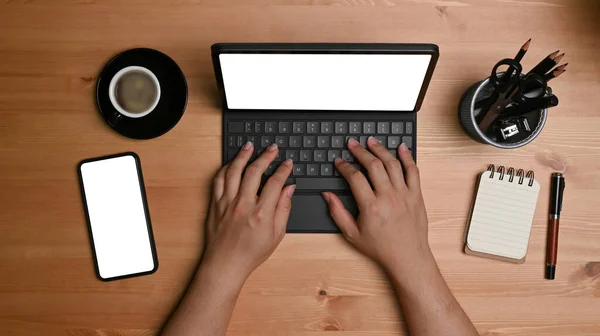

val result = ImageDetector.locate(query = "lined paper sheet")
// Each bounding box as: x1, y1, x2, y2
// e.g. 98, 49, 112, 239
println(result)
466, 171, 540, 261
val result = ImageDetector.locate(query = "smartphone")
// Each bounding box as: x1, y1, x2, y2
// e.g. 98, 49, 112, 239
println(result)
78, 152, 158, 281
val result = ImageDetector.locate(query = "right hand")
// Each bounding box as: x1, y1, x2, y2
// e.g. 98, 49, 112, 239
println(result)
322, 138, 435, 277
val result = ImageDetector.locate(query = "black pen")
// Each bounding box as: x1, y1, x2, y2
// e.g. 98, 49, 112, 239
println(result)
546, 173, 565, 280
502, 95, 559, 117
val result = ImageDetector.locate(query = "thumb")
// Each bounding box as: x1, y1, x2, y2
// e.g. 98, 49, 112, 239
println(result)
322, 192, 359, 240
273, 184, 295, 236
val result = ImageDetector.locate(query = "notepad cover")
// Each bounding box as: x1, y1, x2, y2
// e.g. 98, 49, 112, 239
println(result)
465, 171, 540, 263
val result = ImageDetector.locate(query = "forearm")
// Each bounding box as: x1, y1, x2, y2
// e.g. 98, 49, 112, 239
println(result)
386, 252, 478, 336
161, 259, 245, 336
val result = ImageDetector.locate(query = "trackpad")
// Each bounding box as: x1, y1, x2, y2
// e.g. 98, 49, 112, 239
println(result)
287, 194, 358, 233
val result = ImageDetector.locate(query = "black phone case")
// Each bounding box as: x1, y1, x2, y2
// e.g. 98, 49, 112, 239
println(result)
77, 152, 159, 281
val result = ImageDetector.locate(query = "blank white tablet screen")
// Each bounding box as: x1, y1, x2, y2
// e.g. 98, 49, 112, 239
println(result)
219, 53, 432, 111
80, 155, 155, 280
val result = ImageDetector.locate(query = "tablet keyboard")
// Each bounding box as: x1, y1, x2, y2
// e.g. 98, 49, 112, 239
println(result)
225, 120, 413, 191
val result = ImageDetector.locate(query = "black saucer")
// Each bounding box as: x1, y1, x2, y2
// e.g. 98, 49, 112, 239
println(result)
96, 48, 188, 140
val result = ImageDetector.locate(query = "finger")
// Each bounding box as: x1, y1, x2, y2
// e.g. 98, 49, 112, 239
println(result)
224, 141, 254, 199
398, 143, 421, 191
239, 143, 279, 199
334, 158, 376, 205
347, 138, 392, 192
322, 192, 359, 240
258, 159, 293, 212
273, 184, 296, 237
212, 163, 228, 202
366, 136, 406, 189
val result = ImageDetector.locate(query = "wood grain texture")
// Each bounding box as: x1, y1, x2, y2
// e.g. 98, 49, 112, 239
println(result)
1, 0, 600, 335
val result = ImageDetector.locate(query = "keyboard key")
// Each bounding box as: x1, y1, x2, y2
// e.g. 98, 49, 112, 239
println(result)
274, 150, 283, 161
377, 122, 390, 134
314, 150, 326, 162
352, 164, 362, 172
300, 150, 311, 162
227, 149, 239, 162
246, 135, 257, 145
255, 122, 263, 133
359, 136, 368, 147
236, 135, 244, 147
335, 122, 348, 134
279, 122, 291, 134
392, 122, 403, 134
346, 136, 358, 144
321, 122, 333, 134
275, 136, 288, 147
303, 136, 316, 148
227, 122, 244, 133
331, 136, 344, 148
265, 163, 277, 176
363, 122, 375, 134
261, 136, 274, 147
265, 122, 277, 134
349, 122, 361, 134
245, 122, 253, 133
321, 164, 333, 176
388, 149, 397, 158
402, 136, 413, 149
406, 122, 413, 134
388, 136, 400, 148
317, 136, 330, 148
293, 164, 305, 176
307, 164, 319, 176
293, 122, 306, 133
289, 136, 302, 148
227, 135, 235, 148
296, 177, 349, 190
307, 121, 320, 134
334, 168, 341, 176
328, 150, 341, 162
375, 136, 386, 144
342, 150, 354, 162
286, 150, 298, 161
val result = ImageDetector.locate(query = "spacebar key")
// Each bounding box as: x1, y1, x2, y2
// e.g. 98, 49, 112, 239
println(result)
296, 178, 349, 191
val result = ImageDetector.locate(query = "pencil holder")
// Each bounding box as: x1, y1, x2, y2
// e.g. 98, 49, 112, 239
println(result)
458, 76, 548, 149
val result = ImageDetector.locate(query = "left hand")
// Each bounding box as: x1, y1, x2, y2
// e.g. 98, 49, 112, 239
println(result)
202, 142, 295, 282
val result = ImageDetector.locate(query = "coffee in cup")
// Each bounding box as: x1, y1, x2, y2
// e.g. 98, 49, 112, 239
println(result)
108, 66, 161, 119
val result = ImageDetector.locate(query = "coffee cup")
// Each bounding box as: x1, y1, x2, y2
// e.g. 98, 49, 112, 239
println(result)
108, 66, 161, 125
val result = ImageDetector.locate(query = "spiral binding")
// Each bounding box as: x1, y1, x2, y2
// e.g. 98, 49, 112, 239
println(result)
487, 164, 535, 186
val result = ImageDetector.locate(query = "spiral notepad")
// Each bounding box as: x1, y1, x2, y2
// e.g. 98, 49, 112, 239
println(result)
465, 165, 540, 263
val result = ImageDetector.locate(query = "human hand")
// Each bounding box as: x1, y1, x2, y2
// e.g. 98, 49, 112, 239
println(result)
202, 142, 295, 282
322, 138, 434, 278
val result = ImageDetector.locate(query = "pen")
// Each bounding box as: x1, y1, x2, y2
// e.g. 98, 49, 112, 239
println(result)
546, 173, 565, 280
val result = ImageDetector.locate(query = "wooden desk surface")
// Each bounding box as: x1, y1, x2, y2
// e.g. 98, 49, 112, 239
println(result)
1, 1, 600, 335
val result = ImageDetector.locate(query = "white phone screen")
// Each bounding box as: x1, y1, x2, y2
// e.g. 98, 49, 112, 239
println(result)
79, 154, 157, 280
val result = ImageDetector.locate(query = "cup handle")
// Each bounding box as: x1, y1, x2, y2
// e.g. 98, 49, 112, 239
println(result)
109, 113, 122, 127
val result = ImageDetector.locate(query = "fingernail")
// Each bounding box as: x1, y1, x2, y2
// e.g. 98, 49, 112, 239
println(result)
322, 192, 331, 204
367, 136, 378, 145
243, 141, 253, 150
268, 143, 278, 151
283, 158, 293, 166
400, 143, 408, 152
334, 157, 344, 165
347, 138, 358, 148
287, 185, 296, 197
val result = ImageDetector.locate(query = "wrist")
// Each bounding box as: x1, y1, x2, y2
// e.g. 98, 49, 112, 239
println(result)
195, 253, 249, 293
382, 247, 441, 292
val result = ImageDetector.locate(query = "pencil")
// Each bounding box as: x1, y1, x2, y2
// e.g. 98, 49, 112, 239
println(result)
529, 50, 560, 75
552, 53, 565, 65
515, 38, 531, 62
544, 64, 567, 81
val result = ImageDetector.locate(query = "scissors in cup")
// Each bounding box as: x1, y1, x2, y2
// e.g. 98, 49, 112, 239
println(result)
479, 59, 547, 132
